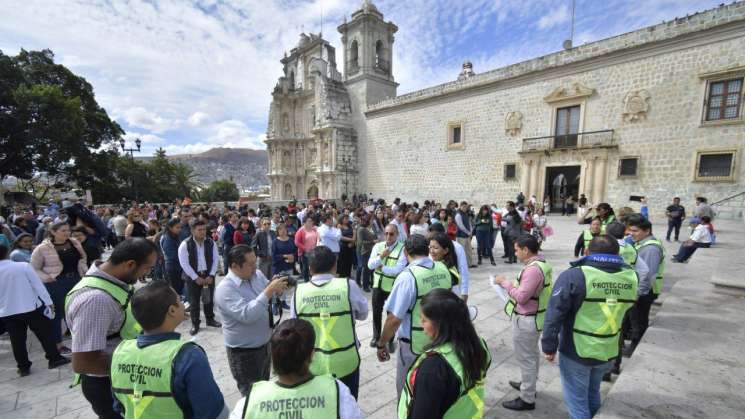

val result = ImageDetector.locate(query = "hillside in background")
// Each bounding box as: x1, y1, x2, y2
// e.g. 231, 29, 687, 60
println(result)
140, 147, 268, 192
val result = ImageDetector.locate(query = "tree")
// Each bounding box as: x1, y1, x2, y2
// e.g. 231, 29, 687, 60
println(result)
0, 49, 123, 188
171, 162, 200, 200
199, 179, 240, 203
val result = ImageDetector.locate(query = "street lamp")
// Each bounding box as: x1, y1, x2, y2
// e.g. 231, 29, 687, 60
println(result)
340, 156, 353, 199
120, 138, 142, 202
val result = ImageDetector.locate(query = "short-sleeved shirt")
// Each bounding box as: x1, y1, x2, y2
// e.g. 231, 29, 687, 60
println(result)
66, 263, 126, 375
383, 257, 433, 340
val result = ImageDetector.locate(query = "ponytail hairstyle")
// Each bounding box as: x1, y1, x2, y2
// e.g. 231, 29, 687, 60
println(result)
270, 319, 316, 376
420, 288, 488, 389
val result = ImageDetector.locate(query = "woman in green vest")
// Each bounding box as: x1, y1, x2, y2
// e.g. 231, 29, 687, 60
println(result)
574, 217, 601, 257
428, 232, 461, 290
399, 288, 490, 419
234, 319, 364, 419
596, 203, 616, 233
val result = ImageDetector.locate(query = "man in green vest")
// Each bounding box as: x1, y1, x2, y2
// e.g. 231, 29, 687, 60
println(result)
65, 238, 157, 419
290, 245, 368, 399
494, 234, 552, 411
376, 234, 452, 397
111, 281, 228, 419
541, 235, 638, 419
625, 214, 664, 356
367, 224, 407, 348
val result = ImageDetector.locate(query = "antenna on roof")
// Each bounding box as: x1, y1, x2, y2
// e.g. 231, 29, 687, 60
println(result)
563, 0, 576, 50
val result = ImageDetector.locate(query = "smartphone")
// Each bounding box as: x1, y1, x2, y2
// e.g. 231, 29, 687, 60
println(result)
629, 195, 645, 202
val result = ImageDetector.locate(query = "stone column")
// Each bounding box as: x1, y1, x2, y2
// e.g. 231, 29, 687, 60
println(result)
582, 158, 594, 199
520, 160, 531, 196
529, 158, 541, 199
592, 157, 607, 203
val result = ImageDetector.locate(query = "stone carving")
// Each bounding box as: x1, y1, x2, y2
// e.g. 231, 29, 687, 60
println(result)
457, 61, 475, 81
544, 82, 596, 103
281, 113, 290, 135
307, 146, 317, 167
505, 111, 523, 136
622, 89, 650, 122
282, 150, 292, 171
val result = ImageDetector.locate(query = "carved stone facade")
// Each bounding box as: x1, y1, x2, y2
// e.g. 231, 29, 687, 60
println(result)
622, 90, 651, 122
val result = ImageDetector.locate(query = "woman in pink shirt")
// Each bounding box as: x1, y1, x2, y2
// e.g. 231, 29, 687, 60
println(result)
294, 216, 318, 282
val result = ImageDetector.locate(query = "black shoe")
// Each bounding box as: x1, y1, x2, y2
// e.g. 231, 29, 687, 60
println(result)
602, 372, 612, 382
190, 325, 200, 336
509, 380, 521, 391
363, 287, 372, 293
505, 260, 515, 264
478, 259, 482, 265
490, 258, 496, 266
622, 344, 636, 358
502, 397, 535, 411
501, 254, 508, 258
369, 338, 378, 348
206, 319, 222, 328
611, 365, 621, 375
48, 357, 71, 369
470, 265, 478, 269
18, 368, 31, 377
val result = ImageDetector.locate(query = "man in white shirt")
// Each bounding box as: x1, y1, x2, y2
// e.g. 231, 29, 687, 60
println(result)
672, 216, 712, 263
178, 219, 221, 335
0, 244, 69, 376
317, 213, 341, 253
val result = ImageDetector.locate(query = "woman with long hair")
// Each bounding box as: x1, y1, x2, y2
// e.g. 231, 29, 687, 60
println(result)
9, 233, 34, 262
474, 205, 495, 266
124, 210, 148, 239
232, 319, 363, 418
428, 232, 461, 292
399, 288, 490, 418
232, 217, 256, 245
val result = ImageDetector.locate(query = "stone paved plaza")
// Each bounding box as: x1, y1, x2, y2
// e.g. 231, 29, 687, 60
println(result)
0, 214, 740, 418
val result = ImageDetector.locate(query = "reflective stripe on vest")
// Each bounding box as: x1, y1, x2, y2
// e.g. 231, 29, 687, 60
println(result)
619, 243, 638, 266
294, 278, 360, 378
398, 339, 491, 419
634, 238, 666, 295
372, 242, 404, 292
503, 260, 553, 331
600, 215, 615, 234
582, 230, 595, 252
407, 261, 452, 355
572, 266, 638, 361
111, 338, 194, 419
243, 375, 339, 419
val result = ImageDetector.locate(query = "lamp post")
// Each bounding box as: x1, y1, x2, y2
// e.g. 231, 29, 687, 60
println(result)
120, 138, 142, 201
340, 156, 352, 199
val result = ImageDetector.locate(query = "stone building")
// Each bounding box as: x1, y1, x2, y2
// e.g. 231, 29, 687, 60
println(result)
267, 1, 745, 216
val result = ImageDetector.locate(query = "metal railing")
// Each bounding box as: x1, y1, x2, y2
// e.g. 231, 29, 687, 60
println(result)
521, 129, 615, 152
711, 190, 745, 206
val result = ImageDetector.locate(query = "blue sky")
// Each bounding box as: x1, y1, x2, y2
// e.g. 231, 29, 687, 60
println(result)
1, 0, 724, 156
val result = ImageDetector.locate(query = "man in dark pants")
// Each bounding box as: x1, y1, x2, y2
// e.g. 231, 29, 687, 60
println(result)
665, 197, 686, 242
366, 224, 407, 348
178, 220, 222, 336
66, 238, 157, 419
221, 212, 238, 274
625, 215, 664, 356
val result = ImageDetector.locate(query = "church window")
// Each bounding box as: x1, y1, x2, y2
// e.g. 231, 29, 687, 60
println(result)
447, 122, 464, 150
504, 164, 517, 180
704, 78, 742, 121
375, 40, 387, 72
350, 40, 359, 73
554, 105, 580, 149
695, 151, 736, 181
289, 71, 295, 90
618, 157, 639, 177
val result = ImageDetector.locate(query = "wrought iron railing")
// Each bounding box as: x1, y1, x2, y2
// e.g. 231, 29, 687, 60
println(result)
521, 129, 615, 152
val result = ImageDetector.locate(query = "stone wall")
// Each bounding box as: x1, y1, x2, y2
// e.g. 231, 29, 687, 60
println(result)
362, 4, 745, 216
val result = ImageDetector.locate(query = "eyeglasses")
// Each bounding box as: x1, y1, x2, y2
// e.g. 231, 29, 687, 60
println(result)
384, 232, 396, 236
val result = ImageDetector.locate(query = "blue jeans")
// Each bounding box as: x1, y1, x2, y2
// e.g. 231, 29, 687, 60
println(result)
559, 355, 613, 419
45, 272, 80, 344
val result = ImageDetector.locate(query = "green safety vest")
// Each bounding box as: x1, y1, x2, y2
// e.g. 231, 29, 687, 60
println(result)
399, 339, 491, 419
572, 266, 638, 361
582, 230, 595, 252
600, 215, 615, 234
504, 260, 553, 331
243, 375, 339, 419
618, 243, 638, 266
372, 242, 404, 292
111, 338, 196, 419
65, 275, 142, 387
634, 238, 666, 295
448, 265, 461, 287
407, 261, 452, 355
294, 278, 360, 378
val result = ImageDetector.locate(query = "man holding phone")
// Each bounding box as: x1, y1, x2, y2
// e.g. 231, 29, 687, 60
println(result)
215, 245, 288, 397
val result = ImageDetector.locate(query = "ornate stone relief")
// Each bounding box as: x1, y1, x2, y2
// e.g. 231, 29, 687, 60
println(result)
505, 111, 523, 136
281, 113, 290, 135
544, 82, 596, 103
622, 89, 650, 122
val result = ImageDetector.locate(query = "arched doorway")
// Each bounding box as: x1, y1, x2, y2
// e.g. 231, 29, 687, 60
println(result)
545, 165, 581, 212
307, 183, 319, 199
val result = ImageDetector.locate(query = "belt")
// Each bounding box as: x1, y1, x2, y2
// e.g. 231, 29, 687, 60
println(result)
399, 338, 410, 343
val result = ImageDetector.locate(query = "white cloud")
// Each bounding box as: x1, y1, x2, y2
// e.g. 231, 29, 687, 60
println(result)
537, 5, 570, 30
188, 111, 211, 127
123, 132, 165, 144
121, 107, 176, 133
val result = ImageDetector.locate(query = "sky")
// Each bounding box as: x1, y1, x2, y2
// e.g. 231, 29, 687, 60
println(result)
1, 0, 726, 156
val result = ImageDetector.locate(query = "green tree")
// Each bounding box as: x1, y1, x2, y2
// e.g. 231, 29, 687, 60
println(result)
0, 49, 123, 187
171, 162, 200, 200
199, 179, 240, 203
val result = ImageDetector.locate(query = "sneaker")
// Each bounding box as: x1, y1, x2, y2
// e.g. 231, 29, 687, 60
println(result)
58, 346, 72, 356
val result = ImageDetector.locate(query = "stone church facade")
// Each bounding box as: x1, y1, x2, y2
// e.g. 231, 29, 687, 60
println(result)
267, 1, 745, 216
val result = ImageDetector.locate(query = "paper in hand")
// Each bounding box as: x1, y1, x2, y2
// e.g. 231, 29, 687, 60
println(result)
489, 275, 510, 304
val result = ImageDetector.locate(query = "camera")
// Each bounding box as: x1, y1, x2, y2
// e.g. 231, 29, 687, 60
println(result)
278, 270, 302, 287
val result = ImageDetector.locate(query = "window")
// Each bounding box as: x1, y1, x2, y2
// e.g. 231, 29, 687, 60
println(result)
618, 157, 638, 177
554, 105, 580, 148
705, 78, 742, 121
349, 40, 359, 73
447, 122, 464, 150
504, 164, 517, 180
695, 151, 736, 181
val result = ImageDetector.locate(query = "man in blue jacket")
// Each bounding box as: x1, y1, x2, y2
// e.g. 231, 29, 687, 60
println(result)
541, 235, 638, 419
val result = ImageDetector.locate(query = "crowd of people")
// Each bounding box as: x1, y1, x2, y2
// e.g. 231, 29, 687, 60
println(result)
0, 192, 718, 419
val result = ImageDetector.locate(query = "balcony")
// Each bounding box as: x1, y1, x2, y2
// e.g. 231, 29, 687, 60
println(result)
521, 129, 615, 152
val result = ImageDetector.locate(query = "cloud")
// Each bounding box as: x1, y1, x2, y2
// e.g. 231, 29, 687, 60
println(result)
207, 119, 265, 149
537, 5, 570, 30
121, 107, 177, 133
188, 111, 211, 127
